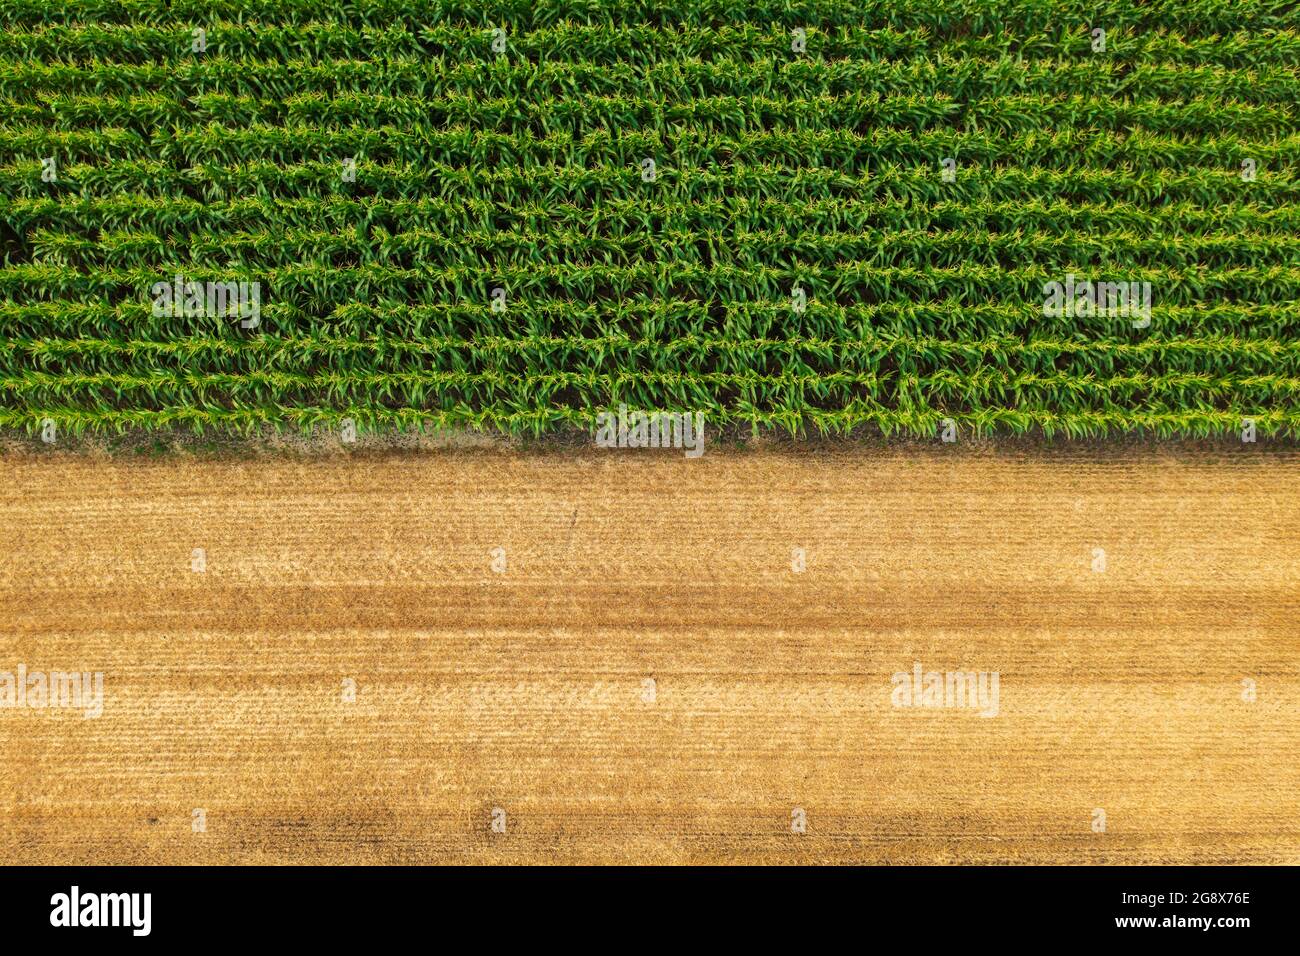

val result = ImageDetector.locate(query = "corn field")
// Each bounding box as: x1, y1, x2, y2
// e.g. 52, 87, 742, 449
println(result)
2, 0, 1298, 438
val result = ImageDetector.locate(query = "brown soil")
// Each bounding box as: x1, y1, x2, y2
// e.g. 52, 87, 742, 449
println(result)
1, 443, 1296, 864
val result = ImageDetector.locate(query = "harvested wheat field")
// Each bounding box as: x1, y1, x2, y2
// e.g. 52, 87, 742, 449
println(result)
0, 441, 1296, 865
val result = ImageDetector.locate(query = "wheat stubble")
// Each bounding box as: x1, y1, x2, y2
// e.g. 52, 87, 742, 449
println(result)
0, 444, 1296, 864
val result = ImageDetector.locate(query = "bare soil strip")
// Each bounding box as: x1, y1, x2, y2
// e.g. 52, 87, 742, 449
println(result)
1, 445, 1296, 864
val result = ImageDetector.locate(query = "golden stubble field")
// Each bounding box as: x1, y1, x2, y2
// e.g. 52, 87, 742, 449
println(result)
0, 442, 1296, 864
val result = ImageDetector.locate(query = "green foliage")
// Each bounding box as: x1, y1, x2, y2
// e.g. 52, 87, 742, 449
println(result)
0, 1, 1298, 438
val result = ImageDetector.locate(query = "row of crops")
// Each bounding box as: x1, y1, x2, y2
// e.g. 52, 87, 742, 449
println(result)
2, 1, 1298, 438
